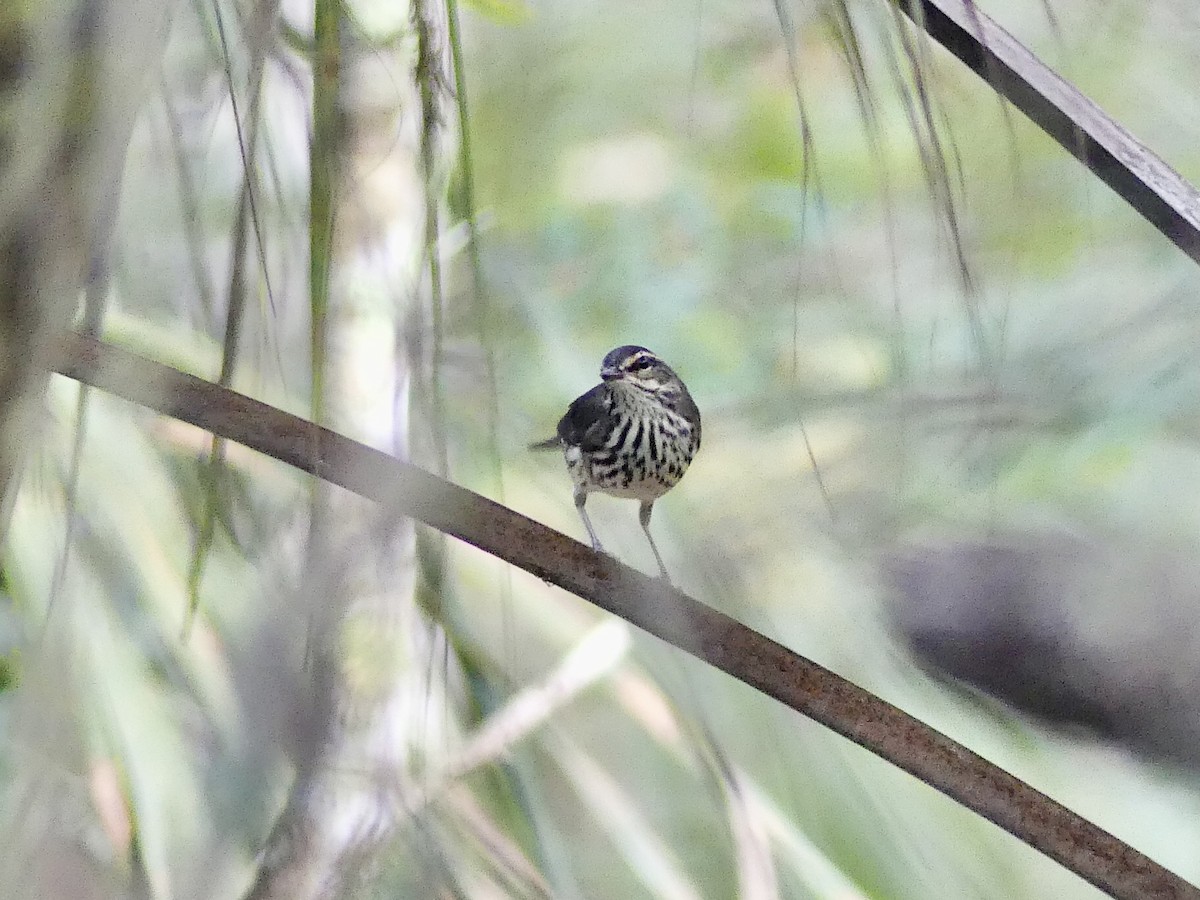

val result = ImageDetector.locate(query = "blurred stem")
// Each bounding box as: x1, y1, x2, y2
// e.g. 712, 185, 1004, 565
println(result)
160, 83, 217, 327
310, 0, 340, 431
184, 0, 275, 638
44, 278, 110, 632
280, 6, 410, 57
412, 0, 449, 711
43, 115, 126, 629
306, 0, 341, 563
278, 18, 313, 55
888, 2, 985, 361
446, 0, 503, 499
415, 0, 449, 479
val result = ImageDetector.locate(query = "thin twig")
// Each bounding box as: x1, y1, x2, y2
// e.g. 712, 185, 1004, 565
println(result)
895, 0, 1200, 262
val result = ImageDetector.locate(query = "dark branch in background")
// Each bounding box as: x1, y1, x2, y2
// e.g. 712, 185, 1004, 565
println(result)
51, 332, 1199, 900
898, 0, 1200, 262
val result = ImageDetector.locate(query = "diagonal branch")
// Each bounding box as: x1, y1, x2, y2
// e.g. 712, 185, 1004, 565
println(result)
897, 0, 1200, 262
49, 331, 1199, 900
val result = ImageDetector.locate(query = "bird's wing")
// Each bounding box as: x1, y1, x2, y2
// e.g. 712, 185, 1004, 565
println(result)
679, 389, 701, 449
556, 384, 615, 452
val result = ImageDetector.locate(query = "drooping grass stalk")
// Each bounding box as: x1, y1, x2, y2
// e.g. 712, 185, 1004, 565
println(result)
184, 0, 274, 638
446, 0, 504, 500
415, 0, 449, 479
310, 0, 339, 431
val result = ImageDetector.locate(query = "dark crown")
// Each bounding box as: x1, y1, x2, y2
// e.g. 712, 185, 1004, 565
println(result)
601, 346, 676, 380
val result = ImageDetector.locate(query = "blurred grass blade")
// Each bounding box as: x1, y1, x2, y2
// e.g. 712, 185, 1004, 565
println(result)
447, 0, 504, 498
553, 735, 704, 900
742, 777, 870, 900
185, 0, 275, 637
445, 619, 631, 781
721, 768, 779, 900
445, 786, 556, 899
310, 0, 340, 430
414, 0, 450, 477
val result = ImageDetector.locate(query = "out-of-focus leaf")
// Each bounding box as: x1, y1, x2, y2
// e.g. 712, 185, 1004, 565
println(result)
463, 0, 531, 26
0, 651, 16, 693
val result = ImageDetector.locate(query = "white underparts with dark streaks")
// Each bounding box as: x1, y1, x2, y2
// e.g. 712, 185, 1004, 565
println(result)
565, 384, 698, 501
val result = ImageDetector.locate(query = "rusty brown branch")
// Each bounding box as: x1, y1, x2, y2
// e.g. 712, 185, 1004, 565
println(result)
48, 332, 1199, 900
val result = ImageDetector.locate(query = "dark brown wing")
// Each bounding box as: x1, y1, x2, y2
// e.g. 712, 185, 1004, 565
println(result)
556, 384, 615, 452
676, 387, 701, 450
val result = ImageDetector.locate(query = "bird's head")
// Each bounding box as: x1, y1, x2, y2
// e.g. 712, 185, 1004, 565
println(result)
599, 345, 682, 395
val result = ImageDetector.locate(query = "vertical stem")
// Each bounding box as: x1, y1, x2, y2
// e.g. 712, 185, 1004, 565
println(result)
310, 0, 340, 430
415, 0, 448, 478
446, 0, 503, 498
184, 0, 275, 637
308, 0, 341, 557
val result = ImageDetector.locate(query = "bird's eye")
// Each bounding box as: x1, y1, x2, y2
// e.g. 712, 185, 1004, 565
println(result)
628, 356, 654, 372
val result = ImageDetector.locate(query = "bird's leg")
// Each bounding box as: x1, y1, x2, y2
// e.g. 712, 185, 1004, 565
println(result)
639, 501, 672, 582
575, 488, 603, 552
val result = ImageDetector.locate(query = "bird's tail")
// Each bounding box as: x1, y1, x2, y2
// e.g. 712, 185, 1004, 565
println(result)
528, 437, 561, 451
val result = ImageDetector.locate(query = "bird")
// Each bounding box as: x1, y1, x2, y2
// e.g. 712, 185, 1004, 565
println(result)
531, 345, 701, 579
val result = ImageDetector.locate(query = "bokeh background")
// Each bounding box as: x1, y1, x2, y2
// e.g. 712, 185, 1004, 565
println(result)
4, 0, 1200, 897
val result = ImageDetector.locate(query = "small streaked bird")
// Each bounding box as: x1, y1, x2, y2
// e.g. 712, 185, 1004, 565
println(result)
532, 345, 701, 579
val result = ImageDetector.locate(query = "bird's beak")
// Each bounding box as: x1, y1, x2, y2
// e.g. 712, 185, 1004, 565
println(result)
600, 366, 621, 381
